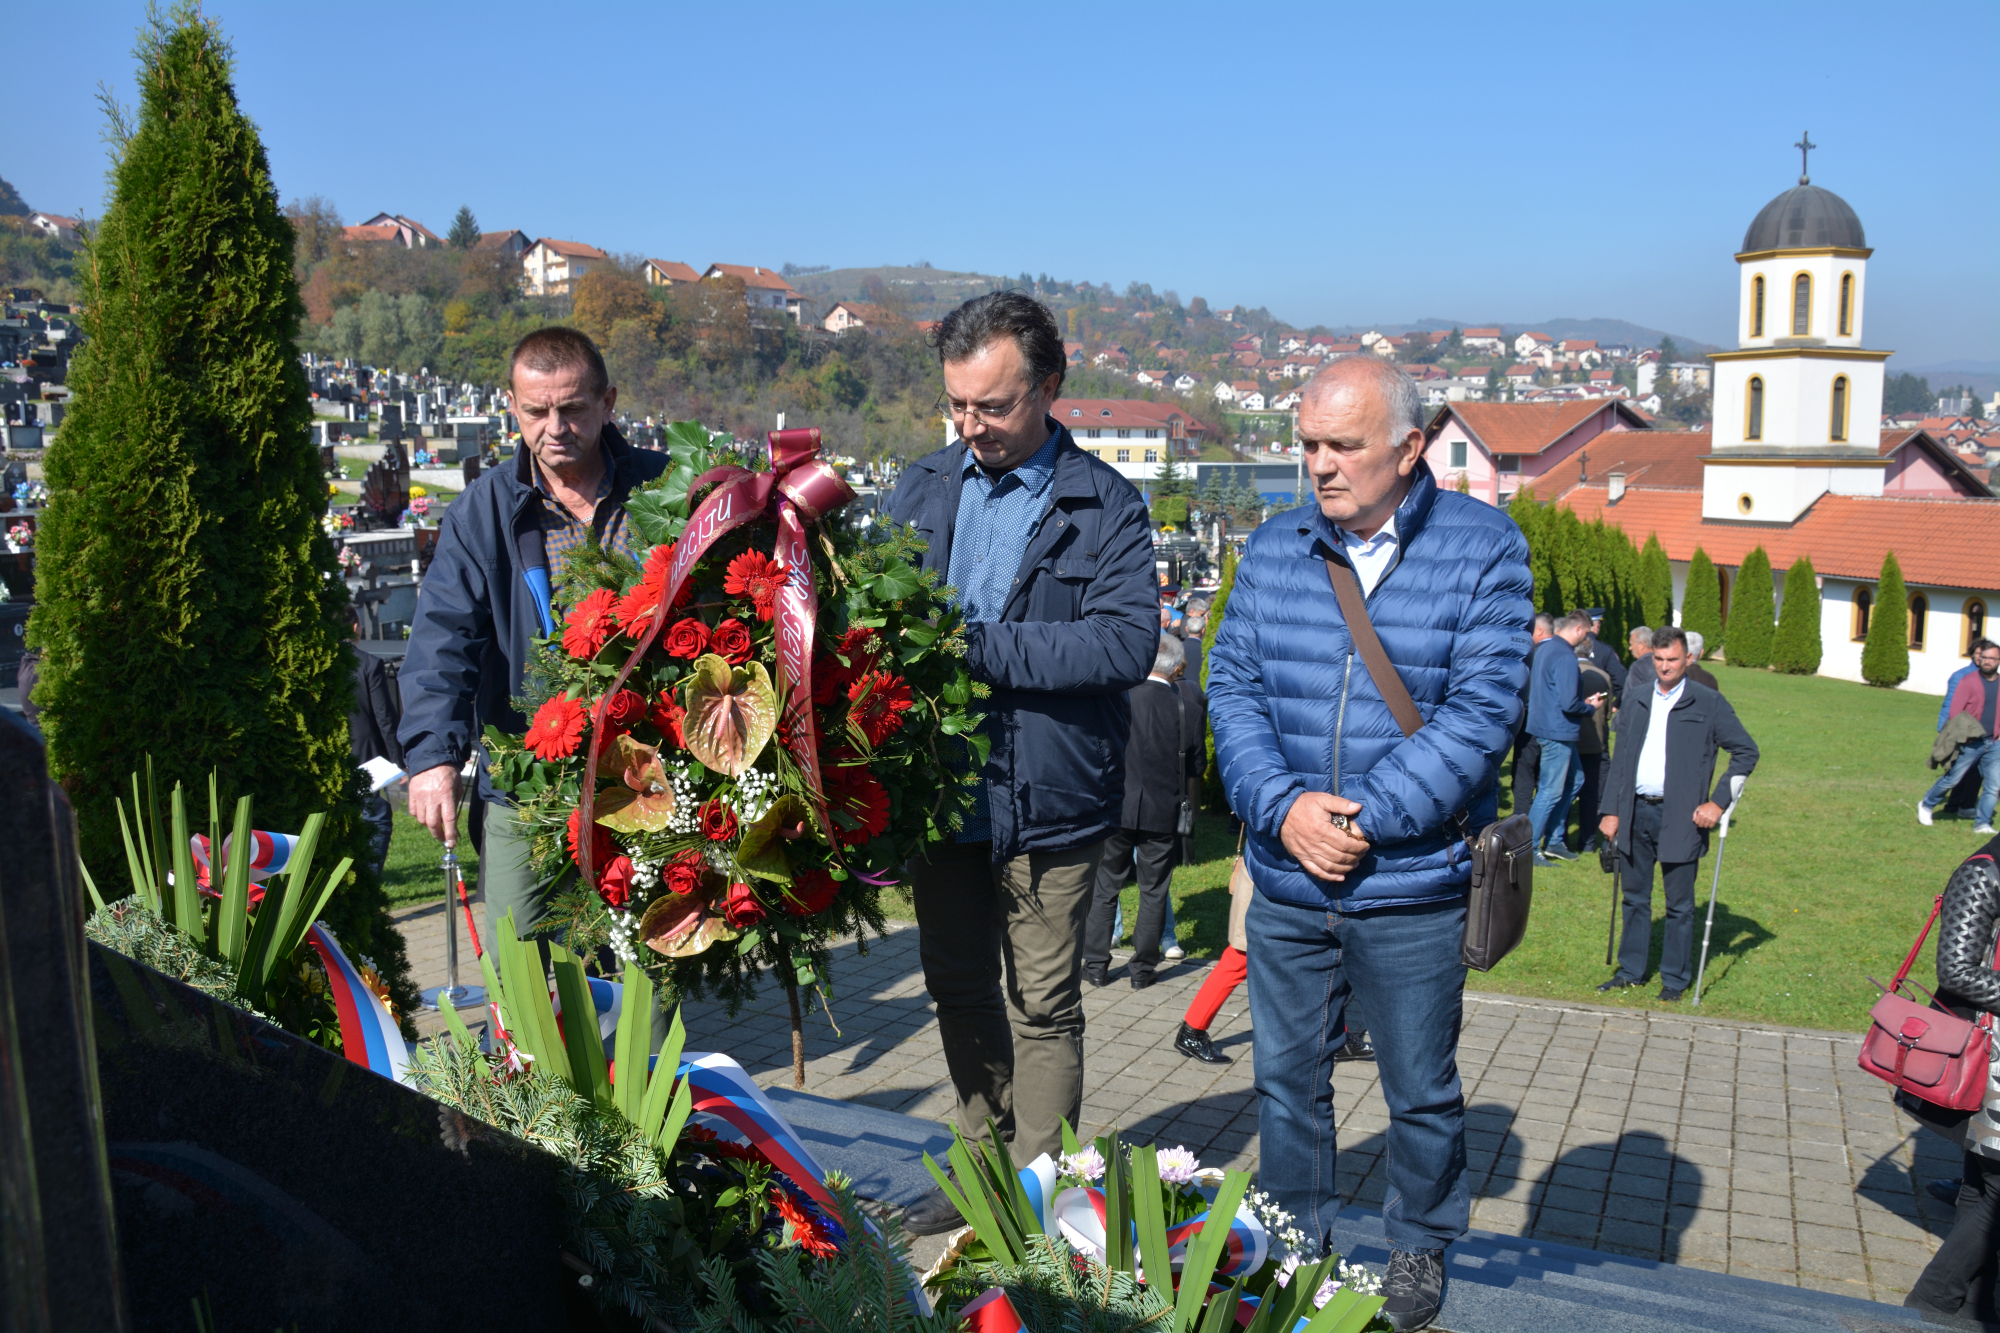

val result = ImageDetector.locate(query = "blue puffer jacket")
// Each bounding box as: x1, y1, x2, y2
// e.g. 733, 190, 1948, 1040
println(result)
1207, 462, 1532, 910
889, 424, 1159, 862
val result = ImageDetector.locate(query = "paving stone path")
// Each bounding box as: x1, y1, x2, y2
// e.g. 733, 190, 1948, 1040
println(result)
393, 904, 1957, 1307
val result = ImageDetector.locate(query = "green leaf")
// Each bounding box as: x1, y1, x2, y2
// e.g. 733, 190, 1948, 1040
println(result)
553, 951, 613, 1110
215, 794, 254, 966
613, 963, 653, 1124
639, 1007, 689, 1144
942, 674, 971, 707
736, 793, 807, 883
899, 621, 939, 649
1129, 1145, 1171, 1300
870, 558, 921, 602
169, 784, 204, 948
81, 863, 109, 916
679, 654, 777, 777
625, 488, 681, 547
1172, 1170, 1250, 1333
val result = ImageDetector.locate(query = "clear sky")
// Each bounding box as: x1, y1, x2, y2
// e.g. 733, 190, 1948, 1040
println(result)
9, 1, 1996, 368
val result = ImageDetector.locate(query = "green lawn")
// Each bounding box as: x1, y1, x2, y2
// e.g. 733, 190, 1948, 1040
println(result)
382, 803, 479, 907
420, 664, 1977, 1032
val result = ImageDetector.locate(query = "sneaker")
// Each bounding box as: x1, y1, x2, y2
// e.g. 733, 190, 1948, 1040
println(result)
1380, 1248, 1446, 1331
1977, 825, 1998, 836
1332, 1032, 1375, 1062
1175, 1022, 1231, 1064
1163, 944, 1186, 960
901, 1184, 965, 1236
1918, 801, 1935, 827
1532, 853, 1556, 869
1544, 843, 1579, 862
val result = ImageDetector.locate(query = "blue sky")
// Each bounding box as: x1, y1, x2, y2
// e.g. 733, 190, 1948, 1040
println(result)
9, 1, 1996, 368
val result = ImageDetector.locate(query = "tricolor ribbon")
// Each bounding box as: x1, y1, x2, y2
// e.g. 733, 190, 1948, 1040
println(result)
579, 428, 855, 888
677, 1050, 838, 1213
1049, 1185, 1267, 1279
958, 1287, 1026, 1333
189, 829, 301, 897
1016, 1152, 1058, 1232
306, 922, 411, 1086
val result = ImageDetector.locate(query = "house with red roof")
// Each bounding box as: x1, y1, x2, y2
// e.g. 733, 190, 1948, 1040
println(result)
28, 213, 82, 244
1051, 398, 1206, 470
700, 264, 807, 323
643, 259, 701, 289
352, 212, 442, 248
522, 238, 608, 295
1424, 398, 1649, 506
476, 230, 531, 260
1461, 327, 1506, 355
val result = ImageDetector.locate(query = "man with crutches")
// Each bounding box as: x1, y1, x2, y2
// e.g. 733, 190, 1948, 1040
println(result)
1595, 626, 1759, 1003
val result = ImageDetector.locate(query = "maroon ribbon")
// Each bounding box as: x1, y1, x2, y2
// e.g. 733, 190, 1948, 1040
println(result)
578, 429, 855, 891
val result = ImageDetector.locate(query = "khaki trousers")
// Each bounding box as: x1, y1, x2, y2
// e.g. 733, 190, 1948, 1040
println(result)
907, 837, 1104, 1162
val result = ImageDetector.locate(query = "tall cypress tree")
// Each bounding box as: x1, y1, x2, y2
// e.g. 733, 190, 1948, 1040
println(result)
1771, 554, 1823, 674
1683, 548, 1724, 657
1724, 547, 1776, 668
1861, 551, 1911, 687
1638, 533, 1674, 630
29, 5, 411, 1006
1508, 488, 1553, 610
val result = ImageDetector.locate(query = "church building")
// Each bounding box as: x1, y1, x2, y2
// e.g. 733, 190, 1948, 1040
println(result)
1547, 159, 1998, 694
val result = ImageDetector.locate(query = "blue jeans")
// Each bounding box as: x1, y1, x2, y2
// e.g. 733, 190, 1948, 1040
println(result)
1112, 894, 1178, 952
1245, 890, 1469, 1253
1925, 737, 2000, 828
1528, 737, 1580, 851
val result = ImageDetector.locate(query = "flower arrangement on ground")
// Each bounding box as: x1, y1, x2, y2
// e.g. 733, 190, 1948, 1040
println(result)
484, 422, 984, 1026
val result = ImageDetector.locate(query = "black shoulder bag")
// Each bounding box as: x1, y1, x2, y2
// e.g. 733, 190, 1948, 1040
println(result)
1324, 559, 1535, 971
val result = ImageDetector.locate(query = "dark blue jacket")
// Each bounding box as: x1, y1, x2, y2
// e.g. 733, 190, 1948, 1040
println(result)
397, 425, 667, 798
1207, 462, 1532, 910
889, 423, 1159, 861
1526, 637, 1595, 741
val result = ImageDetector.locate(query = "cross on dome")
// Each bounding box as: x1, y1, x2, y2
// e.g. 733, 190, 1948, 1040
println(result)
1794, 131, 1815, 185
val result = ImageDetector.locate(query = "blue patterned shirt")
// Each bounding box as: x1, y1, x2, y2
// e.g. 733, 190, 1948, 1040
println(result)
946, 431, 1060, 842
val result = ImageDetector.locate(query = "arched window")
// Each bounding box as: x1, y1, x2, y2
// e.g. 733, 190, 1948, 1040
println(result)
1746, 376, 1764, 440
1831, 376, 1850, 442
1751, 275, 1766, 337
1965, 598, 1989, 655
1792, 273, 1812, 336
1852, 586, 1874, 641
1910, 594, 1929, 651
1838, 272, 1855, 336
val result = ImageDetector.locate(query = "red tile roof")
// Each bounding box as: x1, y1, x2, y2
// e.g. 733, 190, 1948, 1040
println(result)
1463, 327, 1502, 338
1056, 399, 1205, 434
704, 263, 801, 295
475, 229, 529, 250
1433, 399, 1647, 457
1546, 431, 1712, 493
1504, 364, 1536, 378
341, 224, 400, 243
1562, 486, 2000, 591
535, 238, 609, 259
645, 259, 701, 283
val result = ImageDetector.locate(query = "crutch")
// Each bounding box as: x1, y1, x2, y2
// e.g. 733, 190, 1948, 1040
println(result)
1690, 774, 1747, 1007
421, 757, 486, 1012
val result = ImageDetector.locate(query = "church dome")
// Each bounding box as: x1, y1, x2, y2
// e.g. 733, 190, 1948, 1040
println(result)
1740, 184, 1866, 253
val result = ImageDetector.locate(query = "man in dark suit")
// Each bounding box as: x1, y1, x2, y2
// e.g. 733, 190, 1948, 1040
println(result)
1597, 625, 1758, 1002
349, 612, 406, 881
1583, 609, 1628, 705
1083, 632, 1206, 990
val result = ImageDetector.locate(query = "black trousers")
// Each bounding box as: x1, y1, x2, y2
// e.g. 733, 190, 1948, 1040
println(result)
1614, 798, 1702, 991
1511, 734, 1540, 811
1573, 751, 1607, 845
361, 792, 395, 883
1913, 1151, 2000, 1318
1083, 828, 1175, 980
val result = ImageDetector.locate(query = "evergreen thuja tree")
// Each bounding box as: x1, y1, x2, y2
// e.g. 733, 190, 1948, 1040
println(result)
1725, 546, 1776, 668
1862, 551, 1911, 687
1638, 533, 1674, 630
1772, 554, 1823, 674
1683, 548, 1723, 657
29, 5, 412, 1007
1201, 544, 1237, 813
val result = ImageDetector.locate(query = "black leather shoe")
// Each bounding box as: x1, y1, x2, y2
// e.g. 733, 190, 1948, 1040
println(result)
1658, 987, 1685, 1003
1381, 1247, 1446, 1330
1175, 1022, 1230, 1064
1084, 965, 1110, 988
1130, 972, 1157, 991
1596, 976, 1640, 993
901, 1184, 966, 1236
1332, 1032, 1375, 1062
1928, 1177, 1965, 1206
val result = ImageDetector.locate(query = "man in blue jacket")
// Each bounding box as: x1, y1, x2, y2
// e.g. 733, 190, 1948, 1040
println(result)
399, 328, 668, 941
1526, 610, 1607, 865
888, 292, 1158, 1234
1208, 357, 1531, 1332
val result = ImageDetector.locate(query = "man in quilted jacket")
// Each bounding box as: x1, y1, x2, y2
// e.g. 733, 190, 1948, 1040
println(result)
1209, 357, 1532, 1332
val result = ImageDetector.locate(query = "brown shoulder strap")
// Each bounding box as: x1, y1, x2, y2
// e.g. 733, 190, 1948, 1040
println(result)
1325, 557, 1424, 739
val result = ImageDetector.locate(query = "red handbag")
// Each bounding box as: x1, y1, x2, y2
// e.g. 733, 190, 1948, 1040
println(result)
1858, 894, 1996, 1112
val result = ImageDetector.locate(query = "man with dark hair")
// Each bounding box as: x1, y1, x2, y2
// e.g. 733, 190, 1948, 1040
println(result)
890, 290, 1158, 1234
1920, 639, 2000, 835
1526, 610, 1605, 865
1510, 612, 1554, 811
1582, 608, 1627, 705
1208, 356, 1532, 1331
1598, 625, 1759, 1001
400, 326, 668, 944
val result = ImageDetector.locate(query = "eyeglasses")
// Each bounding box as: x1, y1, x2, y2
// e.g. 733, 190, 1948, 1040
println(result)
935, 390, 1034, 426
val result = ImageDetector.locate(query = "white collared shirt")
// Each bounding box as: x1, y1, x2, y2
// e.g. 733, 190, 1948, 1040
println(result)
1634, 677, 1686, 798
1335, 512, 1400, 597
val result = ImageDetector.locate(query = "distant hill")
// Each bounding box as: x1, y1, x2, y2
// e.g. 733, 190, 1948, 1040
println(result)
1366, 317, 1722, 356
1901, 360, 1997, 399
787, 266, 1003, 320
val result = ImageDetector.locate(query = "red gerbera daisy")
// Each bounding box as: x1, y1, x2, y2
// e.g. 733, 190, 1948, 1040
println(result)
524, 696, 589, 761
723, 551, 789, 622
615, 542, 688, 634
771, 1185, 840, 1259
825, 761, 890, 847
847, 670, 914, 745
561, 588, 619, 659
566, 806, 618, 877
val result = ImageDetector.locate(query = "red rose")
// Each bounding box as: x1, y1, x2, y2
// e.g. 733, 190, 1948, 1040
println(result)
710, 618, 753, 665
525, 696, 589, 761
649, 693, 686, 747
699, 798, 739, 842
597, 856, 635, 909
566, 806, 618, 876
663, 850, 705, 896
724, 551, 789, 622
786, 868, 840, 917
602, 688, 647, 732
664, 617, 710, 659
562, 587, 619, 659
722, 880, 767, 928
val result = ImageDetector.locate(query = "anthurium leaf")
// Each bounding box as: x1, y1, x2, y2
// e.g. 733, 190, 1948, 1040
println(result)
680, 654, 777, 778
737, 793, 809, 882
594, 736, 677, 833
640, 883, 739, 959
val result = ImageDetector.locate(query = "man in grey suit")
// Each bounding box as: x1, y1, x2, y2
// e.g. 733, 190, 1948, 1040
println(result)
1597, 626, 1759, 1002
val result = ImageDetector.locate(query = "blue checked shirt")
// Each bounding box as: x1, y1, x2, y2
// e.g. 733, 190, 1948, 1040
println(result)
946, 431, 1060, 842
532, 447, 632, 593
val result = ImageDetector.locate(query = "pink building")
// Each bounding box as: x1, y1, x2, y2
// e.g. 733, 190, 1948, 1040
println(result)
1422, 399, 1649, 505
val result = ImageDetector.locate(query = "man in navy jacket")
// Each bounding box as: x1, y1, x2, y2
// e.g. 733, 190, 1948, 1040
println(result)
1525, 611, 1606, 863
888, 292, 1158, 1234
1208, 357, 1531, 1332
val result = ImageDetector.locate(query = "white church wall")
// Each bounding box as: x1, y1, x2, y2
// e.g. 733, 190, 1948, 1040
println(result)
1817, 579, 1985, 696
